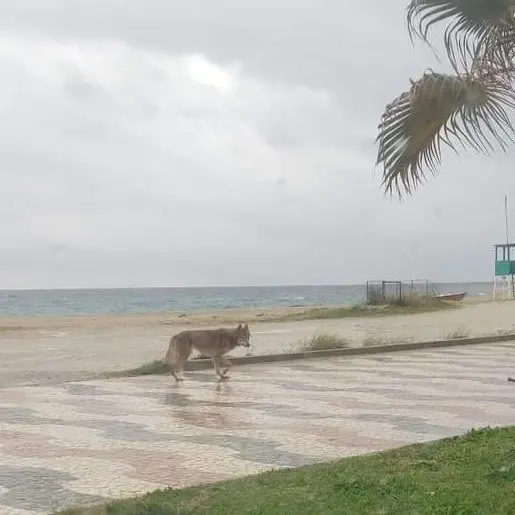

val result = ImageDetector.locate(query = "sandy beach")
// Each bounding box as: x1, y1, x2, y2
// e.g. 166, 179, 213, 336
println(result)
0, 297, 514, 388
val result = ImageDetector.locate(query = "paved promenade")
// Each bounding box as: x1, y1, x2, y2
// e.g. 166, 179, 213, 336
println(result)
1, 342, 515, 515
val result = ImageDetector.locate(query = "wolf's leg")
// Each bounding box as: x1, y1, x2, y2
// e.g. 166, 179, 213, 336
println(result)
164, 338, 180, 381
212, 356, 222, 378
219, 355, 232, 377
174, 345, 192, 381
212, 357, 228, 380
165, 337, 191, 382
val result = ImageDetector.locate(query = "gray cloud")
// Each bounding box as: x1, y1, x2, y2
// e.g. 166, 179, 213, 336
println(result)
0, 0, 512, 288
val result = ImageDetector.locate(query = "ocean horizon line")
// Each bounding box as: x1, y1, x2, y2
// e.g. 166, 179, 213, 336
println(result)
0, 282, 493, 317
0, 280, 492, 293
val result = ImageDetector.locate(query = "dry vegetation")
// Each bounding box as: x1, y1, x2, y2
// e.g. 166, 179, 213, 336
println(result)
297, 332, 351, 351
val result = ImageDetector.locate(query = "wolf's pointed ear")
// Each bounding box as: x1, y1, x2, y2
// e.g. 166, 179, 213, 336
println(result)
237, 323, 242, 330
243, 323, 249, 331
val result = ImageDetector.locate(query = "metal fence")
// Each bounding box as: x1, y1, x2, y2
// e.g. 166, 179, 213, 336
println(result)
365, 280, 437, 305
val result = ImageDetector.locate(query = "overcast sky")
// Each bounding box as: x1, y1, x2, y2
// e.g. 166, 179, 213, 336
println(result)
0, 0, 514, 289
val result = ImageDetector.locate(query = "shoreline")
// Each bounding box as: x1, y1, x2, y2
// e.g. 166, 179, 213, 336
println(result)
0, 296, 478, 331
0, 290, 489, 323
0, 305, 343, 333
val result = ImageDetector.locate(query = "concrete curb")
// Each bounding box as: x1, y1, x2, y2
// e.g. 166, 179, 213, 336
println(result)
183, 333, 515, 371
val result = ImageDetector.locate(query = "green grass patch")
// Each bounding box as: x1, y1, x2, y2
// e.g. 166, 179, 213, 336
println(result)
298, 331, 351, 351
161, 299, 456, 326
54, 426, 515, 515
272, 301, 453, 322
367, 291, 446, 308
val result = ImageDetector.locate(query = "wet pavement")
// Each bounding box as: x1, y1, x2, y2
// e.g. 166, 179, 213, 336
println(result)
1, 342, 515, 514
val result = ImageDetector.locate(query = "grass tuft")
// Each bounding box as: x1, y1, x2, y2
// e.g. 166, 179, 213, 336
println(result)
361, 333, 416, 347
491, 328, 515, 337
298, 332, 351, 351
443, 328, 470, 340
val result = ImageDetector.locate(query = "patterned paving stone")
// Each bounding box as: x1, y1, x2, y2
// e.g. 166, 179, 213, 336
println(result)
0, 342, 515, 514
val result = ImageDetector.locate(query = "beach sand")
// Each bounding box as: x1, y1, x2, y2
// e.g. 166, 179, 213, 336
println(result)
1, 298, 514, 387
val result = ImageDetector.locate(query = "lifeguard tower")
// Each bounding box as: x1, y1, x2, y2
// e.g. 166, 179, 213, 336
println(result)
492, 243, 515, 300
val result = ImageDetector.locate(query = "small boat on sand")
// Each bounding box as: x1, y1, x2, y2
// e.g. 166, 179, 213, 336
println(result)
434, 291, 467, 301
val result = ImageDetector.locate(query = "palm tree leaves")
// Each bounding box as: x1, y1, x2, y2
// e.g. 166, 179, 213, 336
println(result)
377, 69, 515, 196
376, 0, 515, 196
407, 0, 515, 70
407, 0, 515, 43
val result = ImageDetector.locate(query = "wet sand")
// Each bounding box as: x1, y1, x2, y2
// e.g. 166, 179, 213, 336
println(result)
1, 298, 514, 387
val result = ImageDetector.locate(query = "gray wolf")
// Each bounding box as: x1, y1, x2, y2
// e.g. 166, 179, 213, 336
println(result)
164, 323, 251, 381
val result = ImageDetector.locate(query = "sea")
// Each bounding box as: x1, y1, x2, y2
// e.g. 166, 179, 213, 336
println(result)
0, 282, 492, 317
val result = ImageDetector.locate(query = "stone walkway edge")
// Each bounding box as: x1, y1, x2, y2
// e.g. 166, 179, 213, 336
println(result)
181, 333, 515, 372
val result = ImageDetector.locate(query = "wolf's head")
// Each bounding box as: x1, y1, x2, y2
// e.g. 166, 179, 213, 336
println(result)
234, 323, 251, 347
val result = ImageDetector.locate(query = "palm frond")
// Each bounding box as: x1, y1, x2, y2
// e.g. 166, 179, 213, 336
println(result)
376, 69, 515, 196
407, 0, 515, 71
